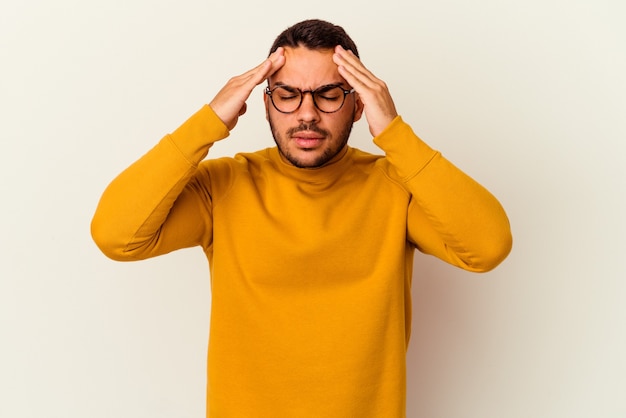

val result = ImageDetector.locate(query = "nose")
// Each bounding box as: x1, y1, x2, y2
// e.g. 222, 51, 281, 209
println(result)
296, 91, 321, 123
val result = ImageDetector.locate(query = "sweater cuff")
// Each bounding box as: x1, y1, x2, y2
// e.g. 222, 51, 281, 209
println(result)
169, 105, 231, 164
373, 116, 439, 181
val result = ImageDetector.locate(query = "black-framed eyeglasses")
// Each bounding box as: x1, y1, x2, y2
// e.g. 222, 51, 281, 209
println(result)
265, 84, 355, 114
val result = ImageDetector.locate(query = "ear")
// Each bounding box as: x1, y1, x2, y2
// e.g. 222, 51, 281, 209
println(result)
352, 94, 364, 122
263, 88, 270, 121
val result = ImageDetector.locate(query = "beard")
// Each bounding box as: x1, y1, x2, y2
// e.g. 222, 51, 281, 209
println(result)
268, 115, 354, 169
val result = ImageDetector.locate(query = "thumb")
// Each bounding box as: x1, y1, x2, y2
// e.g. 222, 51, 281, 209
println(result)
238, 103, 248, 117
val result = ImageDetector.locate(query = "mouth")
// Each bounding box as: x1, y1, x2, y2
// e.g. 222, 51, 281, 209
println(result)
291, 132, 325, 149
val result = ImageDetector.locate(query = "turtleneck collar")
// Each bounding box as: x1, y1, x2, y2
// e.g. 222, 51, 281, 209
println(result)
268, 145, 353, 184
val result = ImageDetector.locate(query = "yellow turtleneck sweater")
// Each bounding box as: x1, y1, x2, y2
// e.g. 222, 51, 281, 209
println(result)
91, 105, 512, 417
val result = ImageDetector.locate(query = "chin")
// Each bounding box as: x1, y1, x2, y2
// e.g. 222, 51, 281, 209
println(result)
284, 148, 335, 168
287, 155, 324, 168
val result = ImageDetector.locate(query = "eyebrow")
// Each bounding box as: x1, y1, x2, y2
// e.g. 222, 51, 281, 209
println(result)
272, 82, 347, 90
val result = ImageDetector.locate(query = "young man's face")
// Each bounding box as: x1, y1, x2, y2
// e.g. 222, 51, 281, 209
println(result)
265, 46, 363, 168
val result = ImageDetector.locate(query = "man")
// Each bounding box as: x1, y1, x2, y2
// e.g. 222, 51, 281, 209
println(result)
92, 19, 512, 418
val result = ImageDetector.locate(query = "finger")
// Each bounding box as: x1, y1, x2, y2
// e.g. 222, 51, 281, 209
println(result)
244, 47, 286, 87
236, 59, 272, 88
264, 47, 286, 79
333, 46, 379, 89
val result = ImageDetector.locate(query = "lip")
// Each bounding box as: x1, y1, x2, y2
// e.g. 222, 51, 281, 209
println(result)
292, 132, 324, 148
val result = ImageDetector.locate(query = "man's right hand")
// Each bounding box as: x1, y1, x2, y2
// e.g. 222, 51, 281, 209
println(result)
209, 47, 286, 131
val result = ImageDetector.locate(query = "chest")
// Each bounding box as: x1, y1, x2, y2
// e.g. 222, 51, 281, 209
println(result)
209, 170, 410, 285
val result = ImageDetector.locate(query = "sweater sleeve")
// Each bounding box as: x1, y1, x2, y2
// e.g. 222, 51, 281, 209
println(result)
91, 105, 230, 261
374, 116, 512, 272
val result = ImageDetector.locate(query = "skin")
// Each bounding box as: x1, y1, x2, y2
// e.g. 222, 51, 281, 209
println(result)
264, 47, 362, 168
209, 45, 398, 167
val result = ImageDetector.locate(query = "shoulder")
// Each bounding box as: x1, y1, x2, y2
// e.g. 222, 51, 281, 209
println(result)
200, 148, 273, 172
348, 147, 411, 194
349, 147, 384, 168
349, 147, 397, 176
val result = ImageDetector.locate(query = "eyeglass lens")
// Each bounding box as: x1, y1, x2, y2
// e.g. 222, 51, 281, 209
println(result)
270, 86, 349, 113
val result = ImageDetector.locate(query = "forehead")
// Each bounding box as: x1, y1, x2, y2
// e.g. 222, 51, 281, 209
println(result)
270, 46, 346, 88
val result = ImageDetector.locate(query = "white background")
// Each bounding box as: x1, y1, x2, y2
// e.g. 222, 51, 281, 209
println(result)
1, 0, 625, 417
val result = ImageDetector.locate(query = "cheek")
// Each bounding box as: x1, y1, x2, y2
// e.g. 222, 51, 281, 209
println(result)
267, 112, 286, 139
268, 111, 295, 130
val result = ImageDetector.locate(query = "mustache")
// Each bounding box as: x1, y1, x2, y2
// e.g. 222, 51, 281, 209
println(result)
287, 123, 329, 137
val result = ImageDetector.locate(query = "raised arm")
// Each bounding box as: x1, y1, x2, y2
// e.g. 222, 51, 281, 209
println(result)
91, 49, 286, 261
375, 119, 512, 272
334, 45, 512, 271
90, 106, 228, 261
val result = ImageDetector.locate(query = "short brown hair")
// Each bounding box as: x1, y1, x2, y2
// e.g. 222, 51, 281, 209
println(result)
269, 19, 359, 58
